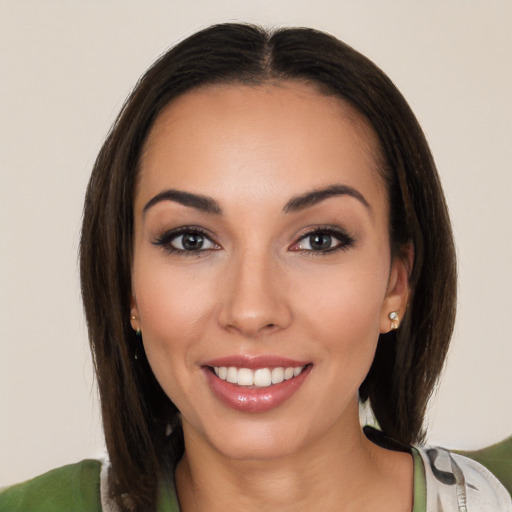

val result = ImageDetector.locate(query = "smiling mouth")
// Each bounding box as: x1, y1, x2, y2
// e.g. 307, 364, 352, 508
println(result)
203, 360, 313, 412
208, 365, 310, 387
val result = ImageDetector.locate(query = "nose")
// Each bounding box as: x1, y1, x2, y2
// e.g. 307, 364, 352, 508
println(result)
218, 249, 292, 338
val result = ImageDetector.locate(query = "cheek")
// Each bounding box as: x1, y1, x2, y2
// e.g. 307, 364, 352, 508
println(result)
310, 287, 382, 371
297, 253, 388, 328
131, 258, 217, 380
293, 254, 389, 376
134, 257, 214, 328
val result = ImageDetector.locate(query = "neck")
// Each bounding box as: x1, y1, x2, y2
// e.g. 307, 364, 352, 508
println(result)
174, 404, 413, 512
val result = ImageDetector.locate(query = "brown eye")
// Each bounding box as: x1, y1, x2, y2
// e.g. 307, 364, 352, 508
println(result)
309, 233, 332, 251
170, 231, 217, 251
290, 227, 355, 254
153, 228, 219, 254
180, 233, 205, 250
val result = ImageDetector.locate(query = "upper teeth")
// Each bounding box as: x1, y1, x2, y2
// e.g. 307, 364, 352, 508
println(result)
212, 366, 305, 387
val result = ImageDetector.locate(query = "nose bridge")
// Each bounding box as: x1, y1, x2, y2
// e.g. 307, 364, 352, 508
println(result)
219, 243, 291, 336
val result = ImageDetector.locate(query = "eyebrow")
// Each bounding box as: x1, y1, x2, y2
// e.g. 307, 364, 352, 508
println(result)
143, 189, 222, 215
142, 183, 370, 217
283, 184, 370, 213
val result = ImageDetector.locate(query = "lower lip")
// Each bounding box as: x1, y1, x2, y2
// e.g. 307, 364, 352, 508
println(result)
203, 365, 312, 413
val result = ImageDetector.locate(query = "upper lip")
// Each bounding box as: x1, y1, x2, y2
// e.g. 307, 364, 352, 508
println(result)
202, 355, 311, 369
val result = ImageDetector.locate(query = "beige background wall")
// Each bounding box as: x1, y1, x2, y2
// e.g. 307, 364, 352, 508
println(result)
1, 0, 511, 486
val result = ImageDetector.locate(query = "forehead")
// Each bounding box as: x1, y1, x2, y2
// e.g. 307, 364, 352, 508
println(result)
137, 81, 387, 213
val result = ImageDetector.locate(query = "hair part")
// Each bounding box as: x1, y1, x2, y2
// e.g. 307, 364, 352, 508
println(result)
80, 23, 456, 511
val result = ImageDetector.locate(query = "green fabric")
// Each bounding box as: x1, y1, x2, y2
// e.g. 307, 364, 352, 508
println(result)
0, 459, 181, 512
157, 478, 180, 512
460, 436, 512, 497
411, 447, 427, 512
0, 459, 102, 512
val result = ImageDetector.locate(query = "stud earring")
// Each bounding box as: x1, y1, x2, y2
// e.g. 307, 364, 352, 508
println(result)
131, 315, 141, 336
389, 311, 400, 330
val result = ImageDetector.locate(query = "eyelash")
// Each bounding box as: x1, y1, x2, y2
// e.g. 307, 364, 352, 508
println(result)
291, 227, 355, 255
152, 226, 219, 256
152, 226, 355, 256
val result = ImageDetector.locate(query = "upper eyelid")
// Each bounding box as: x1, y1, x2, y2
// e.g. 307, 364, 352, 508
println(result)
153, 226, 219, 247
155, 225, 216, 239
295, 225, 353, 240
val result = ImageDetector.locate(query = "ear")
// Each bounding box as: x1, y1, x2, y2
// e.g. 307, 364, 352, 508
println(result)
130, 294, 141, 333
379, 244, 413, 333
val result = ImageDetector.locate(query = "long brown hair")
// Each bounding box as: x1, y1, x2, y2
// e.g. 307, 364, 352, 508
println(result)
80, 23, 456, 511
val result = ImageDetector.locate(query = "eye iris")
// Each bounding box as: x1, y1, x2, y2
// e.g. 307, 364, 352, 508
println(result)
182, 233, 204, 250
310, 233, 332, 250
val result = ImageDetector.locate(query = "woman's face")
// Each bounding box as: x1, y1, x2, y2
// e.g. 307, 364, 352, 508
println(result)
131, 81, 409, 460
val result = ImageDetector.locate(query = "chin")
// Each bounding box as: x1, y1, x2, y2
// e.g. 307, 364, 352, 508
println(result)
211, 427, 308, 462
198, 406, 345, 463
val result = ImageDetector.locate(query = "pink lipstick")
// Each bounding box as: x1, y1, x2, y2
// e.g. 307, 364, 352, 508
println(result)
202, 355, 312, 413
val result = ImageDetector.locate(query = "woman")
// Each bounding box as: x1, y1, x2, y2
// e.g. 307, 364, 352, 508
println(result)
1, 23, 510, 512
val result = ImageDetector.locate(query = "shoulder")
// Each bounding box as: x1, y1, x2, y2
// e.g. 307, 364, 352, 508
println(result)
415, 440, 512, 511
0, 459, 103, 512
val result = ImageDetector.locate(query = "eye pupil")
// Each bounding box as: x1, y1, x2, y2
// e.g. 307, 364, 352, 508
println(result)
310, 233, 331, 250
182, 233, 204, 250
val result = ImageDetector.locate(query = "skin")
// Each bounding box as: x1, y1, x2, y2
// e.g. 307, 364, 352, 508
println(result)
130, 81, 413, 511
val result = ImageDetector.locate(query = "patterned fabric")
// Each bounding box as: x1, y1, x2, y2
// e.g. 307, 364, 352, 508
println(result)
416, 446, 512, 511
